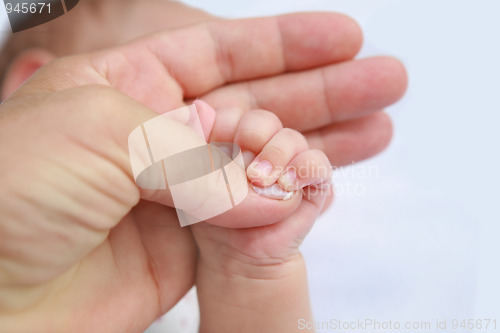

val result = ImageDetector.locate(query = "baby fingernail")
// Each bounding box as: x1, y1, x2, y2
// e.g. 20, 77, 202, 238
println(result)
252, 184, 295, 201
278, 169, 297, 191
247, 160, 273, 179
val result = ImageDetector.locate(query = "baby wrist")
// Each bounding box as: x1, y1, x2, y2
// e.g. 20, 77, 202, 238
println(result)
197, 248, 304, 280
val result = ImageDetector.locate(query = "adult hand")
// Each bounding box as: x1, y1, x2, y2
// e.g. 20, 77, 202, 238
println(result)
19, 12, 407, 167
0, 12, 406, 332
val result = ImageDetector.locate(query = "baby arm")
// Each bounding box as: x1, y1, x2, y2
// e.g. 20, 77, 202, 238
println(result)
192, 104, 332, 332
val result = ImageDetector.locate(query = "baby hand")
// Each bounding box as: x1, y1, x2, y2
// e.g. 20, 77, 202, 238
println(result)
192, 102, 332, 278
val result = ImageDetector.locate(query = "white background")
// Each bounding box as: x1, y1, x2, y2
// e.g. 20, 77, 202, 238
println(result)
2, 1, 499, 332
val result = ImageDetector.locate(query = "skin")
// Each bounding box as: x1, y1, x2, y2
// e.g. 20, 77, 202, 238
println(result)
0, 1, 408, 332
191, 103, 332, 333
2, 0, 407, 167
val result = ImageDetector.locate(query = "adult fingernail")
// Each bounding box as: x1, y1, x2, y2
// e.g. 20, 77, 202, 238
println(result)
278, 169, 297, 191
247, 160, 273, 179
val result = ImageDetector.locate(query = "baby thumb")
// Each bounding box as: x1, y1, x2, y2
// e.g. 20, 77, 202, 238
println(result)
135, 101, 249, 227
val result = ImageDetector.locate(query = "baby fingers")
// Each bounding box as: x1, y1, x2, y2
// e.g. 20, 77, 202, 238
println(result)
277, 149, 332, 192
246, 128, 309, 187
